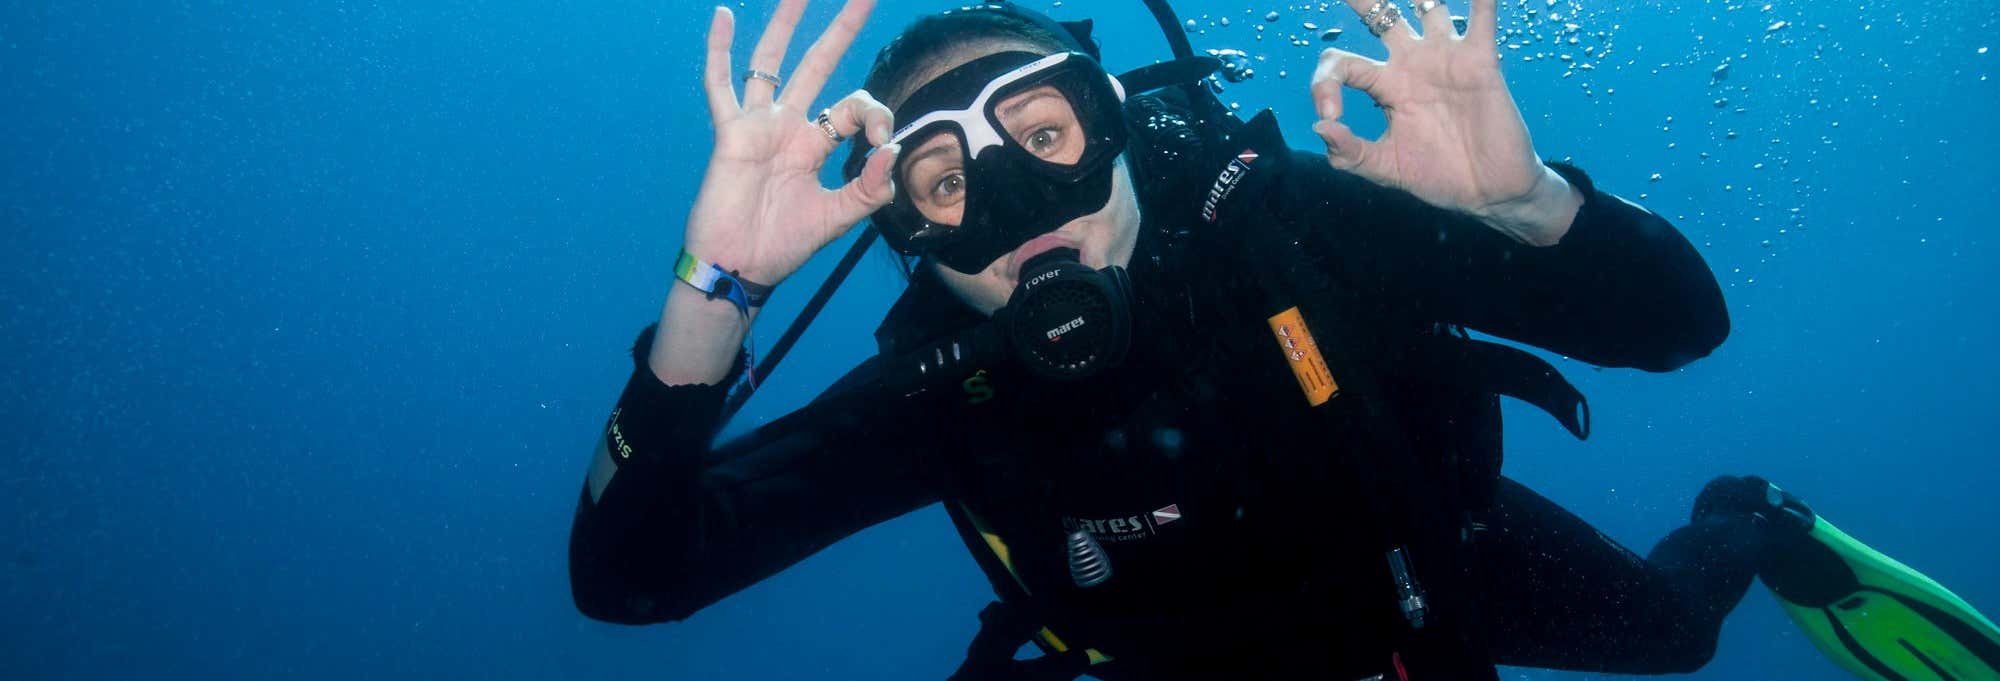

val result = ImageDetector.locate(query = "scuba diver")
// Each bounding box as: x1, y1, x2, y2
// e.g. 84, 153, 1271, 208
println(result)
567, 0, 2000, 678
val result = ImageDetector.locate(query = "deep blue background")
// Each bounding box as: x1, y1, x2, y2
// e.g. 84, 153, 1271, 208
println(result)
4, 0, 1995, 679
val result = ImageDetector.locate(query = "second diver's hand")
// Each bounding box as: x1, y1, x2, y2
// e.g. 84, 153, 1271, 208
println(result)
1309, 0, 1583, 246
652, 0, 898, 386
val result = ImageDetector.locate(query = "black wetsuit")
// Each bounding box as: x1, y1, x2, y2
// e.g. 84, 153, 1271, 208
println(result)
568, 137, 1754, 679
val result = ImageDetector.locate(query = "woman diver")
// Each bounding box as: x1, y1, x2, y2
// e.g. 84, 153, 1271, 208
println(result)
567, 1, 2000, 679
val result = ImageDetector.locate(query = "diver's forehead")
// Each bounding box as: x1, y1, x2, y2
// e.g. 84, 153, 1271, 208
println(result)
995, 85, 1064, 119
905, 132, 959, 162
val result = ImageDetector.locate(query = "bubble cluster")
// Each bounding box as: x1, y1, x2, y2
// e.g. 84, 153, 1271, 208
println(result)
1165, 1, 1624, 98
1058, 1, 1962, 288
1620, 0, 1884, 278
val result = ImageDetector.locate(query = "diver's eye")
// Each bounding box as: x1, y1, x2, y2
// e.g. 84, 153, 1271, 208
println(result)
1026, 128, 1062, 155
934, 173, 966, 199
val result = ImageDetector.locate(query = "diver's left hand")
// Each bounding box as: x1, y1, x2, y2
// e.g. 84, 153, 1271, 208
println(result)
1311, 0, 1582, 245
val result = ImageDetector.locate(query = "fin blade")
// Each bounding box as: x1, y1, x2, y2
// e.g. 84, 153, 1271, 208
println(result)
1771, 518, 2000, 681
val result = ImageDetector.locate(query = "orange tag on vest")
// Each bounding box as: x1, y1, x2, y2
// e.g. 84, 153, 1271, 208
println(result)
1267, 306, 1339, 406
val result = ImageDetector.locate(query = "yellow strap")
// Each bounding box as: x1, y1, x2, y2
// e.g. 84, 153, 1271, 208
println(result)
961, 502, 1032, 594
960, 503, 1113, 665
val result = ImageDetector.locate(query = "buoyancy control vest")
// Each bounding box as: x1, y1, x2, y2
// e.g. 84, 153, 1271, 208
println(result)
869, 94, 1593, 680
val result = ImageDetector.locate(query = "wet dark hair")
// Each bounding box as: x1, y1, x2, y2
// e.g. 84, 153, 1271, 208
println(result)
862, 8, 1075, 111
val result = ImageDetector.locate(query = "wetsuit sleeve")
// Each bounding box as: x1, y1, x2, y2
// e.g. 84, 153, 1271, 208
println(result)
567, 325, 947, 624
1284, 152, 1729, 371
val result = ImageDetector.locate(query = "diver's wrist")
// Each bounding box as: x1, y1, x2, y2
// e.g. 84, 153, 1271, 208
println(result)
1477, 166, 1583, 247
649, 286, 757, 386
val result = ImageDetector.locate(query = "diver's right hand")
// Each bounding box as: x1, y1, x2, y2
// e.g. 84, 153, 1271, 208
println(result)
683, 0, 899, 287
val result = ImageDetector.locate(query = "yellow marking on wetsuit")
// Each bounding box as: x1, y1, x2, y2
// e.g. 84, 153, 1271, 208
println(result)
962, 370, 995, 405
1267, 307, 1339, 406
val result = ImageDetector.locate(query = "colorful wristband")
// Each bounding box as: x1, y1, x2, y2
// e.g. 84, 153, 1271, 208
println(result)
673, 250, 775, 315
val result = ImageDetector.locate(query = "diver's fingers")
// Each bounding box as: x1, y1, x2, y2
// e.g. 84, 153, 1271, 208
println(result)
1313, 48, 1388, 119
823, 143, 899, 239
743, 0, 808, 109
703, 7, 739, 120
1311, 49, 1346, 121
1312, 119, 1375, 173
1415, 0, 1455, 38
779, 0, 877, 111
828, 90, 894, 147
1466, 0, 1499, 45
1340, 0, 1419, 44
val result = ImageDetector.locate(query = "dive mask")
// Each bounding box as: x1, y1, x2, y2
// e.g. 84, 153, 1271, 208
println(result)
846, 51, 1129, 274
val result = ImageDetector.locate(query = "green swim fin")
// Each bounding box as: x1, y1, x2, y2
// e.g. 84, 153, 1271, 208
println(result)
1757, 486, 2000, 681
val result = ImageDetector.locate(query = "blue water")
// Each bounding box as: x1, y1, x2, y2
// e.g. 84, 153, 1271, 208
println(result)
4, 1, 1995, 679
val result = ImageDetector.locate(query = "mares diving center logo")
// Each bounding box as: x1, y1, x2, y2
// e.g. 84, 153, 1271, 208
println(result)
1063, 503, 1184, 544
1200, 149, 1260, 223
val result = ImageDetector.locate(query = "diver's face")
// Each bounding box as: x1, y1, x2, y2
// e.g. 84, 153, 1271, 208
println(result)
897, 44, 1143, 316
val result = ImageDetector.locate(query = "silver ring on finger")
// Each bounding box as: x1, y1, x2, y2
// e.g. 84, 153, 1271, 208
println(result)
1412, 0, 1443, 17
1368, 4, 1404, 36
744, 69, 782, 88
814, 109, 845, 144
1362, 1, 1390, 25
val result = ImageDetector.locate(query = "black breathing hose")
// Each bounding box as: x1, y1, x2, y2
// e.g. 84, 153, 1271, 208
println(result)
720, 225, 882, 421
